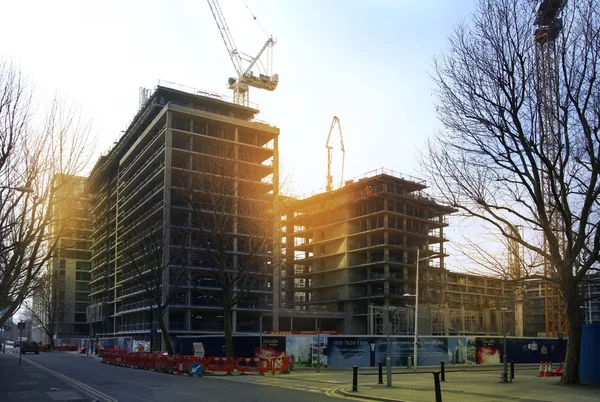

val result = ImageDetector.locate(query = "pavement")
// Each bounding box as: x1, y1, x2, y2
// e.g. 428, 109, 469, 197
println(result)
0, 348, 95, 402
210, 364, 600, 402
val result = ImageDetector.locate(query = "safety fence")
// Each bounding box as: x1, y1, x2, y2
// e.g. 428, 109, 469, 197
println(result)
100, 350, 292, 376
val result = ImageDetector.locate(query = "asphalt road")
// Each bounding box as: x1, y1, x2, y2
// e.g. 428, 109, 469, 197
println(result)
22, 352, 346, 402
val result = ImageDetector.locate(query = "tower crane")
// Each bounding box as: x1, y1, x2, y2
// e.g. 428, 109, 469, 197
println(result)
325, 116, 345, 192
532, 0, 568, 337
206, 0, 279, 107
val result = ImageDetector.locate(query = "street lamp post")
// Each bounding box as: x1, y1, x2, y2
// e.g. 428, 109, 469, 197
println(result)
412, 249, 441, 371
414, 248, 420, 371
501, 307, 508, 382
385, 306, 391, 386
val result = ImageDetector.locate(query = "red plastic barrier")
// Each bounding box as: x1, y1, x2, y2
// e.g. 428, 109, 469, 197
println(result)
271, 356, 290, 374
257, 357, 272, 374
235, 358, 255, 374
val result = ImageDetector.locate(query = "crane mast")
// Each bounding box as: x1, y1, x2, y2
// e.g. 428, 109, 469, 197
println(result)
533, 0, 568, 337
325, 116, 345, 192
206, 0, 279, 107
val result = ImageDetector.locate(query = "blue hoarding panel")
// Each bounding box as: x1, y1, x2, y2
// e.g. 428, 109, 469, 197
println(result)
580, 324, 600, 385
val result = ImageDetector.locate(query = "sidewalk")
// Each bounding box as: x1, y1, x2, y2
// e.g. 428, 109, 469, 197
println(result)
0, 349, 94, 401
338, 368, 600, 402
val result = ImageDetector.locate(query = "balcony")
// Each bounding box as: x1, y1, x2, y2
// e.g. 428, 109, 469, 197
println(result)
117, 323, 152, 332
169, 321, 188, 331
237, 323, 273, 333
191, 322, 224, 331
237, 300, 273, 310
117, 300, 154, 313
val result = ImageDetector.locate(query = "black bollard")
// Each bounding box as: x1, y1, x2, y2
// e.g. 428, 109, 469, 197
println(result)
352, 366, 359, 392
440, 361, 445, 382
510, 361, 515, 380
378, 362, 383, 384
432, 372, 443, 402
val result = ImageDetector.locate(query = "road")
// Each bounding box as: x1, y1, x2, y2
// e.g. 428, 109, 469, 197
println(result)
20, 352, 355, 402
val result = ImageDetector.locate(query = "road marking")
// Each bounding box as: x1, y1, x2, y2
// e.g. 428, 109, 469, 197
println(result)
324, 385, 371, 401
22, 356, 118, 402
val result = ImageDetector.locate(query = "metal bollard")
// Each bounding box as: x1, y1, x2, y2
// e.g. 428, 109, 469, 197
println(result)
432, 372, 443, 402
378, 362, 383, 384
352, 366, 358, 392
407, 356, 412, 369
440, 361, 445, 382
510, 361, 515, 380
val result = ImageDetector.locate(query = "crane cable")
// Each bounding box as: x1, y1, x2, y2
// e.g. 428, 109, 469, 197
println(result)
242, 0, 270, 37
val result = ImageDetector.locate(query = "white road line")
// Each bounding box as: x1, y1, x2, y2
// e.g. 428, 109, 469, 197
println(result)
22, 357, 117, 402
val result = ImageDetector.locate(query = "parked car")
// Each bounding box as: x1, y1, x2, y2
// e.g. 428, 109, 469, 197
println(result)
20, 341, 40, 354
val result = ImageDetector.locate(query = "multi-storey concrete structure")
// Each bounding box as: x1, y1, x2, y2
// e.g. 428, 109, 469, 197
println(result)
281, 170, 451, 334
87, 82, 279, 344
46, 174, 92, 342
280, 170, 519, 336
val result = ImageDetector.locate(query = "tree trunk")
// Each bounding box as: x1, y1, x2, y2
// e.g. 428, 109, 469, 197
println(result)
224, 306, 234, 358
157, 309, 173, 355
560, 286, 583, 385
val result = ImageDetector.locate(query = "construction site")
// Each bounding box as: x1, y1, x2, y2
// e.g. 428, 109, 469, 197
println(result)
70, 0, 581, 345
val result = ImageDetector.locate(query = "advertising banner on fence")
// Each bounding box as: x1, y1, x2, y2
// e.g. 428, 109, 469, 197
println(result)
475, 337, 565, 364
286, 335, 328, 368
327, 337, 375, 368
172, 335, 286, 358
448, 337, 476, 365
327, 336, 449, 368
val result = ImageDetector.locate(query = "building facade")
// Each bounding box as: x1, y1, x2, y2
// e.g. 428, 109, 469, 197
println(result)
43, 174, 92, 342
87, 83, 279, 344
280, 170, 520, 336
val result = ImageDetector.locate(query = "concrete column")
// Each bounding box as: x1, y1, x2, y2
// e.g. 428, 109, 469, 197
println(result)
161, 109, 173, 352
272, 134, 280, 331
515, 287, 524, 337
483, 309, 491, 334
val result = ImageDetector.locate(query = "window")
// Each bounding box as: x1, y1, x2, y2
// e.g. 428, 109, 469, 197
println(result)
75, 293, 89, 302
60, 260, 66, 269
76, 272, 90, 281
76, 261, 91, 271
61, 250, 92, 260
75, 282, 89, 291
74, 313, 86, 323
75, 303, 87, 312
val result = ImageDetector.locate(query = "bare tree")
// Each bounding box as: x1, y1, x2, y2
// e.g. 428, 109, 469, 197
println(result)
24, 271, 68, 347
122, 223, 189, 355
423, 0, 600, 384
0, 60, 92, 327
174, 147, 277, 358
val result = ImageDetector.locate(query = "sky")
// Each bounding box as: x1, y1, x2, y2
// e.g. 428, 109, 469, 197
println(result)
1, 0, 480, 268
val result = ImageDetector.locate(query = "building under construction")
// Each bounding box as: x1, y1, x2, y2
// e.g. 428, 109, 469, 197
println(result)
86, 82, 279, 343
280, 169, 518, 336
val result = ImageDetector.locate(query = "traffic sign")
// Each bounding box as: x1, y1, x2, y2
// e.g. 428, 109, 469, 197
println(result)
189, 362, 204, 376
